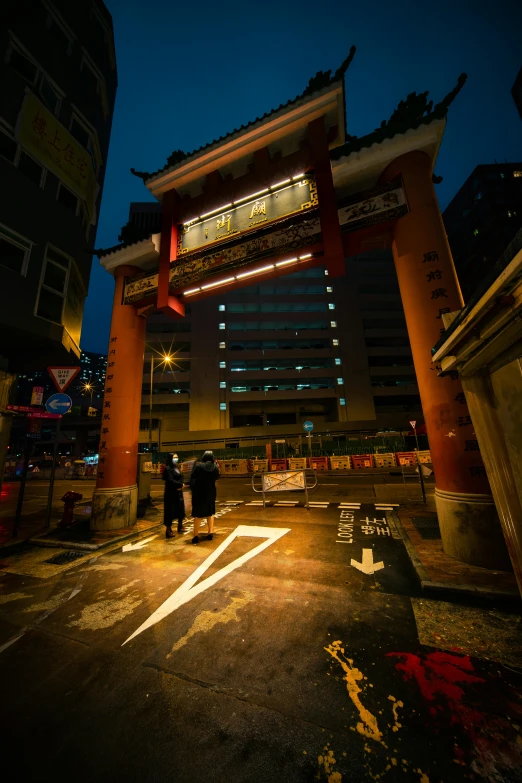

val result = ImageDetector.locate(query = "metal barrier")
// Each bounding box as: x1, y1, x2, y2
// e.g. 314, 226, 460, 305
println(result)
251, 468, 317, 509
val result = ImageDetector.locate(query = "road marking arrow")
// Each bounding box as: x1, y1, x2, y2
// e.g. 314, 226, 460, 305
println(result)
350, 549, 385, 575
122, 535, 158, 552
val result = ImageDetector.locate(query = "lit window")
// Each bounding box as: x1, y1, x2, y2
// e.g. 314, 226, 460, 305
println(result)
508, 211, 513, 217
328, 303, 335, 310
500, 172, 505, 179
330, 321, 337, 328
219, 381, 226, 389
219, 341, 226, 348
340, 398, 346, 406
219, 402, 227, 410
337, 378, 344, 385
473, 229, 479, 236
324, 269, 329, 276
326, 286, 333, 293
335, 358, 341, 365
219, 323, 226, 330
332, 338, 339, 346
514, 171, 522, 178
219, 361, 226, 368
219, 304, 225, 311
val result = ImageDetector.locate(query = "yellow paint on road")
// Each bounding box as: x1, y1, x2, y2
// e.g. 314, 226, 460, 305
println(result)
325, 640, 384, 746
167, 590, 254, 657
67, 595, 143, 631
317, 743, 342, 783
23, 589, 71, 613
388, 695, 403, 732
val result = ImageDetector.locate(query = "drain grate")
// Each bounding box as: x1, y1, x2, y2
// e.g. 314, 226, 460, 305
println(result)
44, 550, 86, 565
411, 516, 441, 540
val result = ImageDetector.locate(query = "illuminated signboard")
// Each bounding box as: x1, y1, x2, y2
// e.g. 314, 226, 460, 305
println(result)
179, 175, 317, 255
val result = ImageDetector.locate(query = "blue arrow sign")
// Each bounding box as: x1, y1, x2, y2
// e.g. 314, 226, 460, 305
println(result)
303, 420, 314, 432
45, 393, 72, 414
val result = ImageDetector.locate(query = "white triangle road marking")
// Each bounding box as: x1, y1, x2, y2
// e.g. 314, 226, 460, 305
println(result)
122, 524, 290, 645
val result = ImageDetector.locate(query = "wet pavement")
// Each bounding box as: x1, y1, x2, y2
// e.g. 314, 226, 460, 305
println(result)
0, 499, 521, 782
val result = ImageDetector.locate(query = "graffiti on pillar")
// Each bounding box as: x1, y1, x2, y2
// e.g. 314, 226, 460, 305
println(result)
464, 440, 480, 451
422, 251, 439, 263
470, 466, 487, 478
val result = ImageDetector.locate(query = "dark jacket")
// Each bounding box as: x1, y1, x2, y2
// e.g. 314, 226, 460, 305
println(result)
163, 464, 184, 526
190, 461, 220, 517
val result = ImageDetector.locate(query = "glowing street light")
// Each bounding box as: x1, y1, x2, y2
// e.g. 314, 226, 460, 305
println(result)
149, 352, 174, 451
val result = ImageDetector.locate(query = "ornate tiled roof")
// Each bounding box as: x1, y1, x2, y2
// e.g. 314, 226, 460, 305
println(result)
94, 232, 153, 259
130, 46, 356, 184
331, 73, 467, 162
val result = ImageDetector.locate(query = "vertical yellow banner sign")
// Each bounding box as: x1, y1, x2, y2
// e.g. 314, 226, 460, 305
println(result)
16, 90, 97, 223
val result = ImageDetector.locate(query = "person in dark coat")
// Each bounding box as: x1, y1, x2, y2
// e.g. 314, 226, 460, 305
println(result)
163, 453, 186, 538
190, 451, 220, 544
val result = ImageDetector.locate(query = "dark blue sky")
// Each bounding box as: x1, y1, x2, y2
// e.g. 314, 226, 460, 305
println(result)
82, 0, 522, 354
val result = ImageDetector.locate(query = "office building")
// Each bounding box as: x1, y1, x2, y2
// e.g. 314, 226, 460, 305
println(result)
443, 163, 522, 301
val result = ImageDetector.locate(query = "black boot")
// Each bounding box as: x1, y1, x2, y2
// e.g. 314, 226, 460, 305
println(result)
166, 527, 175, 538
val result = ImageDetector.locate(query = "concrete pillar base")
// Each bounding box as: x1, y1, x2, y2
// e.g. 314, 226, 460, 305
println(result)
91, 484, 138, 531
435, 487, 512, 570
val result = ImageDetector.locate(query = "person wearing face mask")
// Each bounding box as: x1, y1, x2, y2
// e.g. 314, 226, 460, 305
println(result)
162, 453, 186, 538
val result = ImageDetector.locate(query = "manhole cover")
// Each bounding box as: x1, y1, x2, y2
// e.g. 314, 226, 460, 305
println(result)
411, 517, 441, 539
44, 551, 86, 565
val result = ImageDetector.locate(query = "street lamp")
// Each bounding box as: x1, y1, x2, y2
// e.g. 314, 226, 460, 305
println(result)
149, 353, 173, 452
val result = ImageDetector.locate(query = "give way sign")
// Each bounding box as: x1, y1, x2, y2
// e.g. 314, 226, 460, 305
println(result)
47, 366, 81, 393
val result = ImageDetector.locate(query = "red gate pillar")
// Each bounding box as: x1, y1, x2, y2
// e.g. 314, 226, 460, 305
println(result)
91, 264, 146, 530
381, 151, 510, 569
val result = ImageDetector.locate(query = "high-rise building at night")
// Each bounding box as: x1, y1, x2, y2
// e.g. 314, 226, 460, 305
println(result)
443, 163, 522, 301
0, 0, 117, 474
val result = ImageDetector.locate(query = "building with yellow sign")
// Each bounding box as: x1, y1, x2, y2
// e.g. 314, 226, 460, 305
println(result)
0, 0, 117, 481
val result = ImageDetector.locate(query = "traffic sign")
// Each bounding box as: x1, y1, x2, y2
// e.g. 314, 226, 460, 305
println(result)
6, 404, 42, 413
27, 411, 62, 419
31, 386, 44, 405
45, 393, 72, 414
409, 420, 416, 429
303, 420, 314, 432
47, 366, 80, 393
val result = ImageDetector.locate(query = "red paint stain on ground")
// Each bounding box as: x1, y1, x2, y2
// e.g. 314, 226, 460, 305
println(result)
388, 650, 522, 780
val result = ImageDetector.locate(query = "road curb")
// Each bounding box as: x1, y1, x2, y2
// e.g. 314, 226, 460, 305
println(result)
391, 511, 521, 604
29, 521, 164, 552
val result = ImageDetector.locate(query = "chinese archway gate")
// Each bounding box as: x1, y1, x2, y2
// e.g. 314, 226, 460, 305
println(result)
94, 49, 512, 574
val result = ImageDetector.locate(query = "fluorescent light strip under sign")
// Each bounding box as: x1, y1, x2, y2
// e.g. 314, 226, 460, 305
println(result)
183, 174, 307, 226
182, 254, 313, 296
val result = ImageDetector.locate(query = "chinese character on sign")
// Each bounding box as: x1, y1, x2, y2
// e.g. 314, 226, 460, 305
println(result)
77, 156, 88, 179
216, 214, 232, 232
48, 130, 62, 151
465, 440, 479, 451
249, 201, 266, 218
458, 415, 472, 427
426, 269, 442, 282
31, 112, 47, 140
62, 144, 75, 165
423, 251, 439, 263
431, 288, 448, 300
454, 392, 466, 404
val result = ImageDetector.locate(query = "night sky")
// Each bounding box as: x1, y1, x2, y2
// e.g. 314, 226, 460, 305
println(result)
81, 0, 522, 354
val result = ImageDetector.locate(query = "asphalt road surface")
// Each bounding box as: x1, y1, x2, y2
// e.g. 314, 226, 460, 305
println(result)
0, 499, 520, 783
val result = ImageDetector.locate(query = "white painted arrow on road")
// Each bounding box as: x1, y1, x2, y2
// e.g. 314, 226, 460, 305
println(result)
122, 535, 158, 552
350, 549, 385, 575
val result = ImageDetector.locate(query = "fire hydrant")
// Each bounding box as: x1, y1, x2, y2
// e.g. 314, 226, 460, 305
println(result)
59, 490, 83, 528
